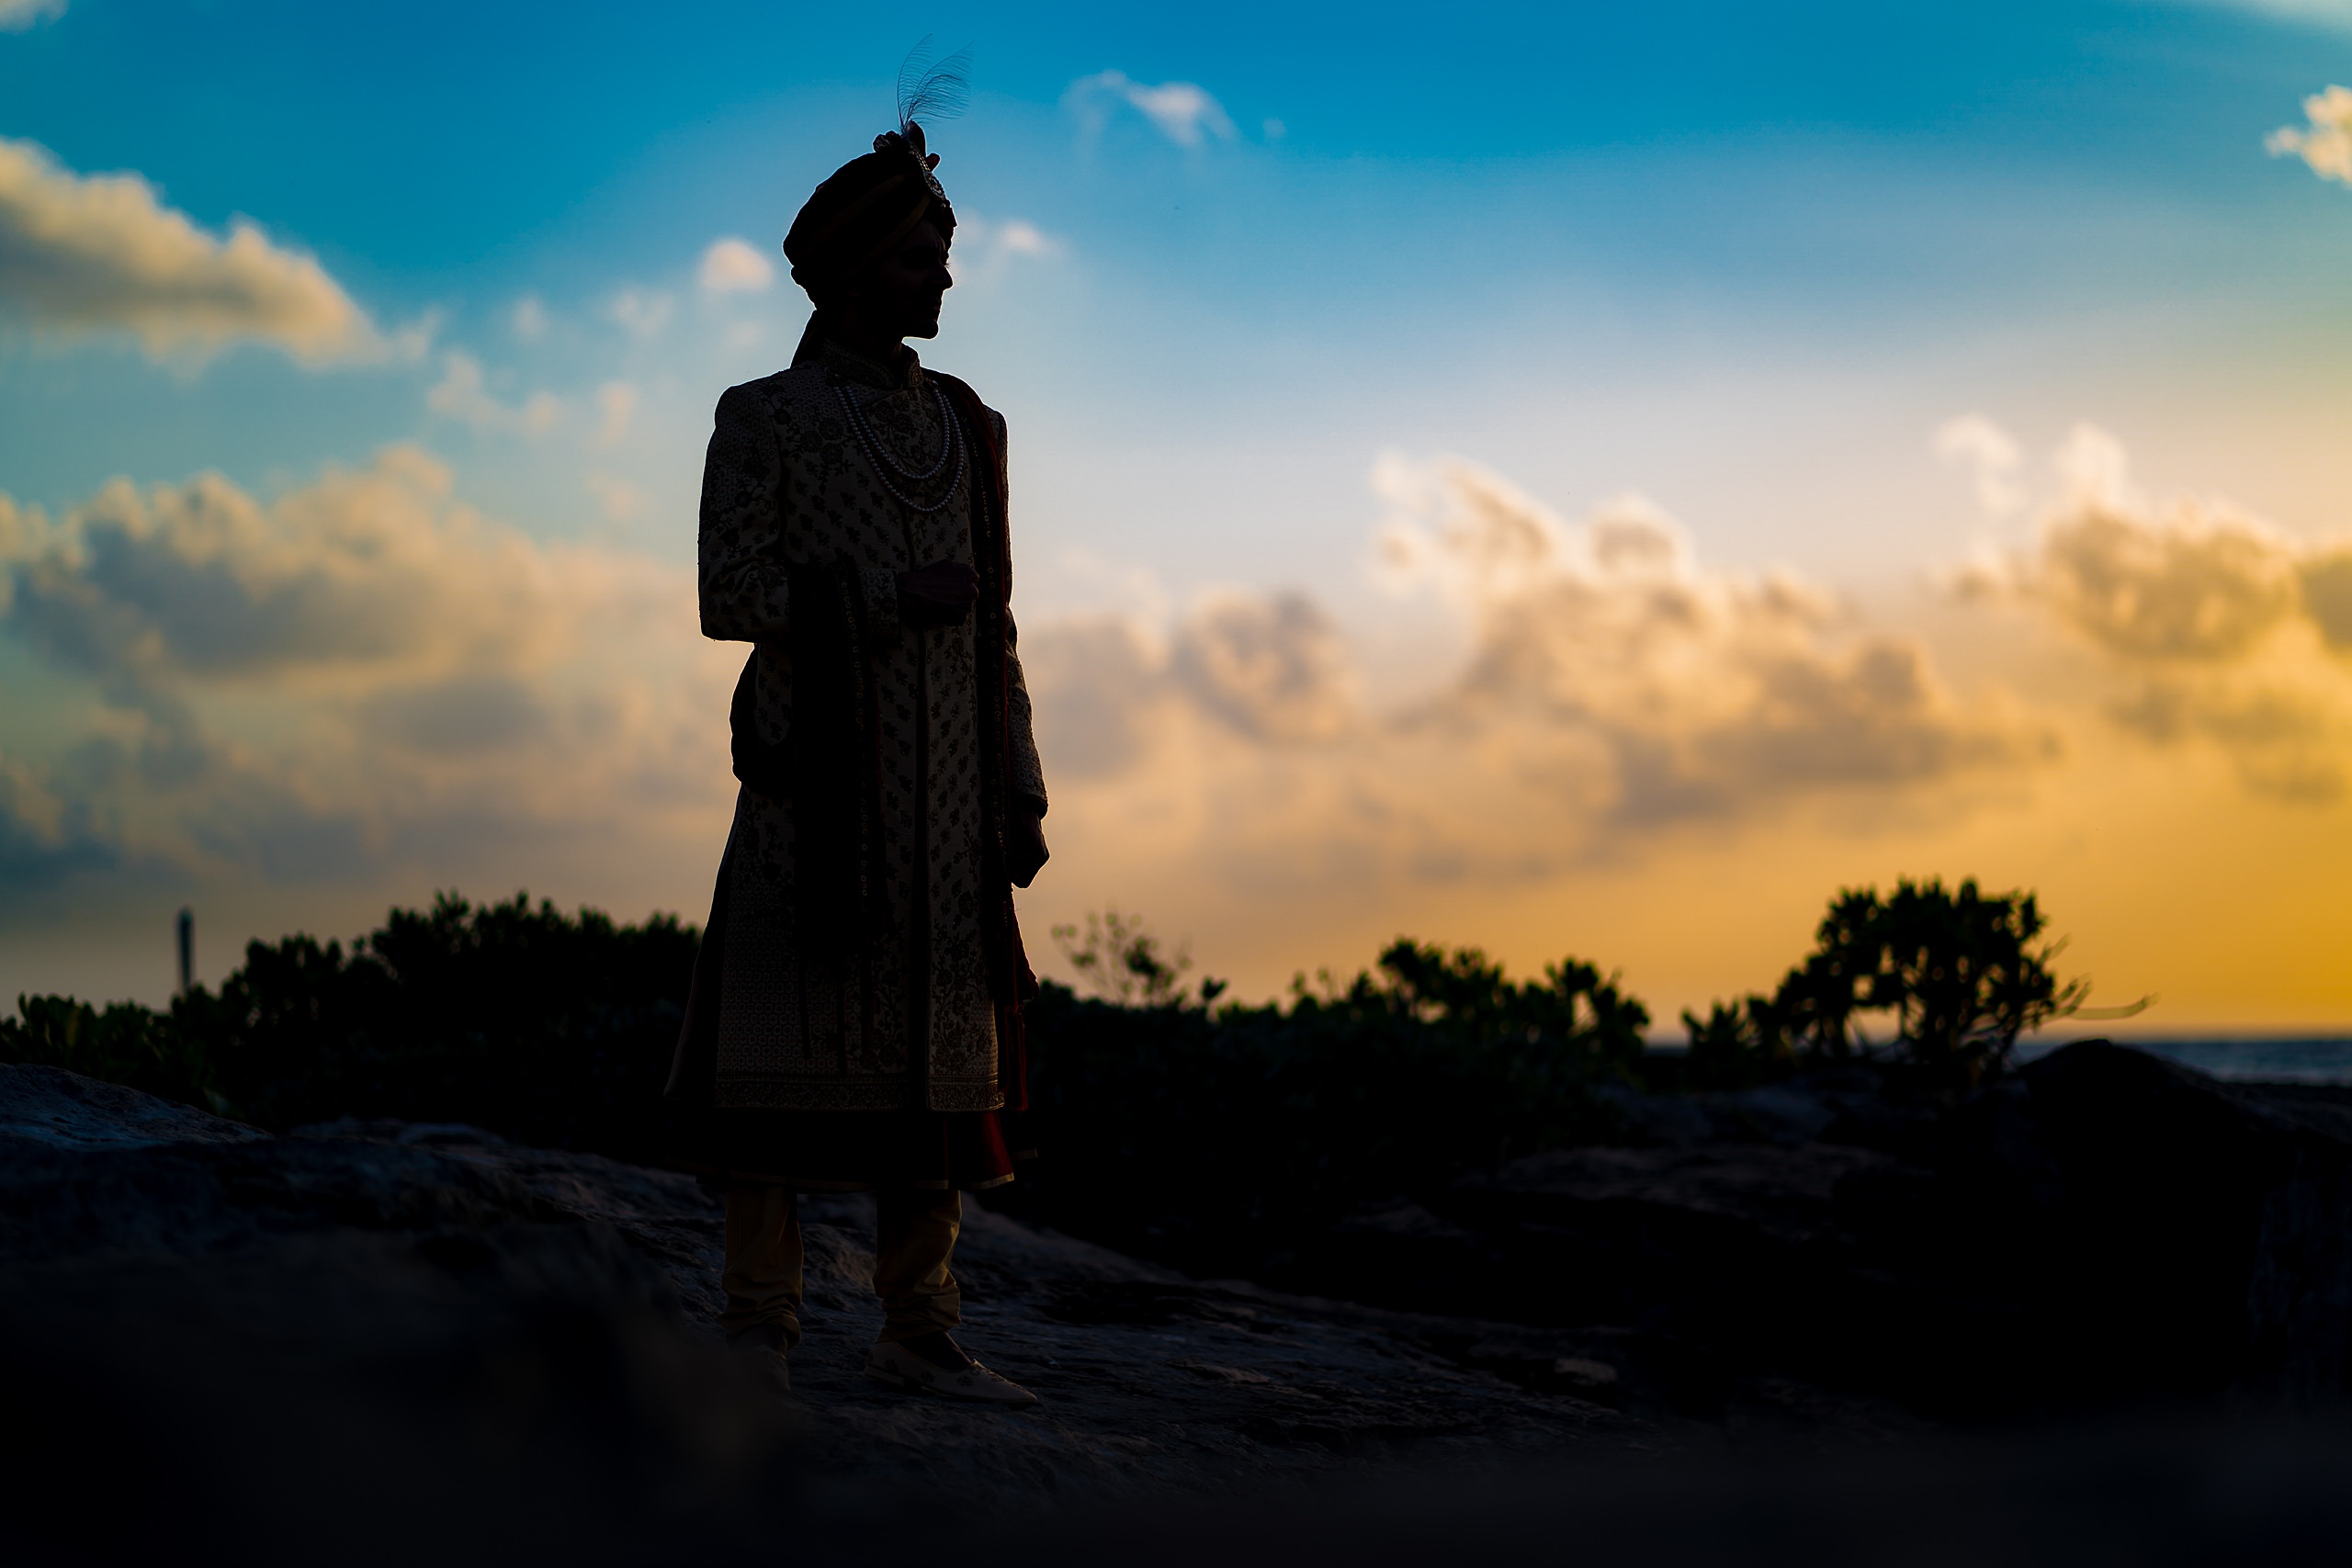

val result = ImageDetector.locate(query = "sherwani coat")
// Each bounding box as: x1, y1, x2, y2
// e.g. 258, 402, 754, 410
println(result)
688, 333, 1047, 1115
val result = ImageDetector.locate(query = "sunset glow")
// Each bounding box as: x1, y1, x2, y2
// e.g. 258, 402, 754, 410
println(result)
4, 2, 2349, 1032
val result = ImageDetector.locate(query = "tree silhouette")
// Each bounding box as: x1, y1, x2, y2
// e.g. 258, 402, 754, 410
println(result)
1682, 877, 2100, 1089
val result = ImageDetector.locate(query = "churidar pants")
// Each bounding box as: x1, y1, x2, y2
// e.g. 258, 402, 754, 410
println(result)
720, 1184, 962, 1348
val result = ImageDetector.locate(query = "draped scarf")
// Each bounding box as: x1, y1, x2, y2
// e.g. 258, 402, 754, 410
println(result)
930, 368, 1039, 1116
728, 560, 888, 960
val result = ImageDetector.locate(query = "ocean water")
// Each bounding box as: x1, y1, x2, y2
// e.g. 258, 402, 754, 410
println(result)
2018, 1036, 2352, 1086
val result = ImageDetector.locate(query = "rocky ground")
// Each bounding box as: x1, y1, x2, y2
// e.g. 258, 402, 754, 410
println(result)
353, 1120, 1681, 1497
1273, 1042, 2352, 1416
0, 1060, 1664, 1562
8, 1047, 2352, 1564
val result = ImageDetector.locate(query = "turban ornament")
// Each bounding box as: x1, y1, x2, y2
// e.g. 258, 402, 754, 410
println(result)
785, 43, 969, 294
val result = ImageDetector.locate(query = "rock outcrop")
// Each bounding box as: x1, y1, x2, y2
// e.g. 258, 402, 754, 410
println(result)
9, 1044, 2352, 1562
1273, 1042, 2352, 1415
0, 1061, 1660, 1562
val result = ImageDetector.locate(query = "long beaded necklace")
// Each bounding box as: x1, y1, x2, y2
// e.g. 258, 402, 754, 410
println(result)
836, 379, 966, 514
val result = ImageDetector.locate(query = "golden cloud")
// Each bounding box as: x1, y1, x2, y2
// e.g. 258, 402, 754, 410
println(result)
0, 451, 738, 898
1020, 458, 2041, 908
1373, 460, 2036, 829
696, 238, 775, 295
1171, 592, 1359, 743
10, 429, 2347, 1027
0, 138, 379, 362
2040, 502, 2303, 661
2268, 85, 2352, 188
1974, 425, 2352, 802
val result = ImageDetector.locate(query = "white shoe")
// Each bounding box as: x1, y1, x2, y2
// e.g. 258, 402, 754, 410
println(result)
865, 1338, 1041, 1407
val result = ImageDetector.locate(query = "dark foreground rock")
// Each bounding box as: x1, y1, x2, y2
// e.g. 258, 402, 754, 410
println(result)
1272, 1042, 2352, 1416
0, 1062, 1662, 1562
9, 1055, 2352, 1564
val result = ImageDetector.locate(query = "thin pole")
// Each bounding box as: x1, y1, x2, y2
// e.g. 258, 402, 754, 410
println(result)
176, 908, 193, 997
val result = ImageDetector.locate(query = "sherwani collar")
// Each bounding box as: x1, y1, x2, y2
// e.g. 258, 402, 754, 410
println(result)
790, 316, 923, 389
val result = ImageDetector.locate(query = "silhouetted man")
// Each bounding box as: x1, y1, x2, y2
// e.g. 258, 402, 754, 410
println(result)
668, 107, 1048, 1406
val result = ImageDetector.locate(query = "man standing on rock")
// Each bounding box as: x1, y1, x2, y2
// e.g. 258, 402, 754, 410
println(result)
667, 77, 1049, 1408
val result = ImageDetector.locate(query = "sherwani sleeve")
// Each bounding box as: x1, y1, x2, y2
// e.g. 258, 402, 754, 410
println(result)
994, 408, 1049, 816
1007, 609, 1047, 816
697, 384, 790, 642
696, 383, 903, 643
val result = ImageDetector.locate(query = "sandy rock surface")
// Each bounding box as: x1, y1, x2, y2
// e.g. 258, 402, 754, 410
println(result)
12, 1053, 2352, 1565
362, 1118, 1666, 1500
0, 1061, 1662, 1546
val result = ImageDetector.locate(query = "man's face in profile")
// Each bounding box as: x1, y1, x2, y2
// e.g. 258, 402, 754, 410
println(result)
854, 218, 953, 340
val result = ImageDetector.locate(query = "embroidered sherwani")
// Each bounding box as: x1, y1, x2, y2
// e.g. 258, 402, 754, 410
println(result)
685, 334, 1046, 1126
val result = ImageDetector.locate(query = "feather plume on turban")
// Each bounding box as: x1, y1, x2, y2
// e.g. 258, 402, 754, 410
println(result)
783, 45, 969, 298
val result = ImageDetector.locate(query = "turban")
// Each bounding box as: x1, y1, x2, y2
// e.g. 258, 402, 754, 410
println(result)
783, 124, 956, 295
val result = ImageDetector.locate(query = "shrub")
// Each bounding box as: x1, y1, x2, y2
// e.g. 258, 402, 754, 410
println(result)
6, 879, 2102, 1276
4, 893, 698, 1156
1052, 908, 1218, 1006
1679, 877, 2095, 1091
1, 993, 228, 1113
1005, 931, 1647, 1275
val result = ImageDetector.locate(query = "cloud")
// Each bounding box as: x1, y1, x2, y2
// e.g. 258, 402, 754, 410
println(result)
2039, 495, 2301, 661
959, 216, 1063, 262
1021, 592, 1355, 773
1019, 457, 2035, 904
593, 381, 637, 448
0, 137, 379, 361
1065, 70, 1238, 149
978, 218, 1058, 259
1974, 424, 2352, 801
949, 213, 1067, 284
359, 674, 548, 755
2301, 553, 2352, 649
1171, 592, 1358, 743
585, 470, 643, 524
1001, 442, 2352, 1007
2268, 85, 2352, 186
425, 352, 560, 436
1989, 423, 2318, 665
0, 0, 65, 31
8, 448, 528, 682
610, 288, 673, 340
2196, 0, 2352, 30
1374, 462, 2032, 829
511, 295, 548, 341
697, 237, 775, 295
2107, 678, 2352, 801
1022, 616, 1162, 779
11, 428, 2345, 1015
1936, 413, 2024, 515
0, 451, 736, 903
0, 748, 119, 890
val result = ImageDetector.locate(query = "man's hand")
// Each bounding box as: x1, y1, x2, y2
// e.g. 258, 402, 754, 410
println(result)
1009, 802, 1048, 888
899, 560, 978, 628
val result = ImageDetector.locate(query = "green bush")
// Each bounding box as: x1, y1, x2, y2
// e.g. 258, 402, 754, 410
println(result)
1678, 876, 2092, 1091
1006, 934, 1647, 1274
4, 877, 2098, 1276
4, 892, 698, 1156
1, 993, 229, 1114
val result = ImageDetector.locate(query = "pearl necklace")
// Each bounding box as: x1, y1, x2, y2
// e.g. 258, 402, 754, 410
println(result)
836, 380, 966, 514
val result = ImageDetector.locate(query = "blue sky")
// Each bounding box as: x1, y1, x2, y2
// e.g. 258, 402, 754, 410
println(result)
5, 0, 2352, 1023
6, 0, 2351, 562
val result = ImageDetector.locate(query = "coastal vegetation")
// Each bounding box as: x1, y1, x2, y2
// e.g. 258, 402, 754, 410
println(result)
2, 877, 2093, 1269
